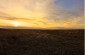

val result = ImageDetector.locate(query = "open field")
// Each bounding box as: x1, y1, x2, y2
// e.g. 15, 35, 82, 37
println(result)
0, 29, 84, 55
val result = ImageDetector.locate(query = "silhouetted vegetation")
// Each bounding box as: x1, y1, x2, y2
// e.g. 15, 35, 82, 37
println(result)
0, 29, 84, 55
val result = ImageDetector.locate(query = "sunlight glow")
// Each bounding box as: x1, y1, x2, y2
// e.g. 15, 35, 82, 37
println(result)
12, 21, 20, 27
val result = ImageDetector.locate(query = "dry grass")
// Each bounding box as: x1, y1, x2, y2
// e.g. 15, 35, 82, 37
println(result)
0, 29, 84, 55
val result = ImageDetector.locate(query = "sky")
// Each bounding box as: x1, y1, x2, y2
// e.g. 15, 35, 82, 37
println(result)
0, 0, 84, 29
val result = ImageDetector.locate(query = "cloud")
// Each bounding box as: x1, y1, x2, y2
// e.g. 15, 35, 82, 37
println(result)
0, 0, 84, 29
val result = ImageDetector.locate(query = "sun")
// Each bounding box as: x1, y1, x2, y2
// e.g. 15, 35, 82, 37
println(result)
12, 21, 20, 27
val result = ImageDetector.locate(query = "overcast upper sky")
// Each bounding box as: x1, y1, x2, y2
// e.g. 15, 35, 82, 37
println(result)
0, 0, 84, 29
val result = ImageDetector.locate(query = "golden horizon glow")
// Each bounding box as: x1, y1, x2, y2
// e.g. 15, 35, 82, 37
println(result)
0, 17, 84, 29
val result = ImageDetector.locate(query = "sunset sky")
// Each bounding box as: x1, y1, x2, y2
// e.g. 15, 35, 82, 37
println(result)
0, 0, 84, 29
